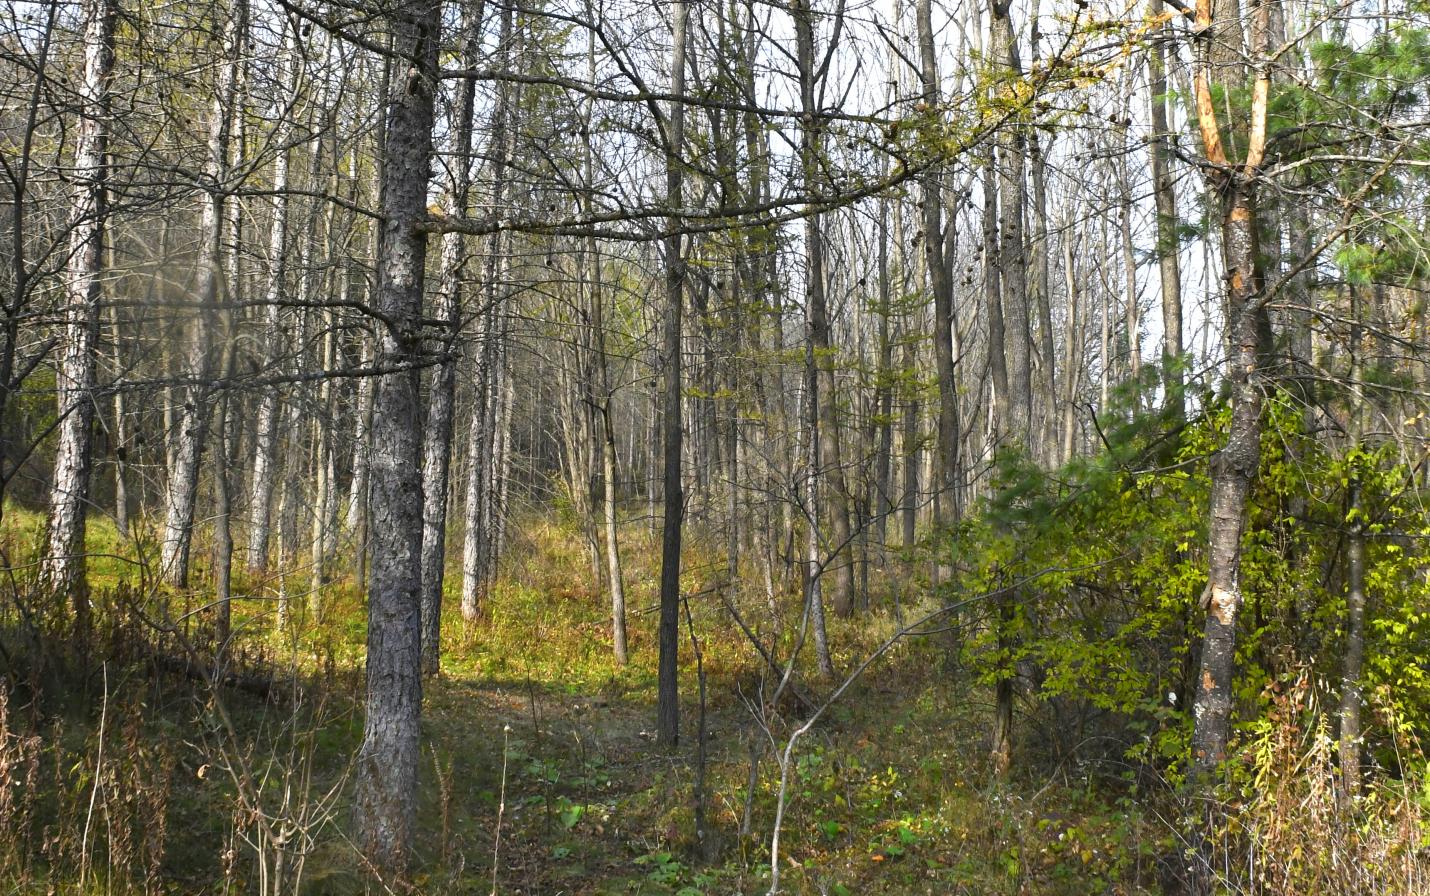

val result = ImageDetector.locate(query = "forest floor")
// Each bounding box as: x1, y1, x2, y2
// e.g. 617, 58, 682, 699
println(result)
0, 505, 1169, 894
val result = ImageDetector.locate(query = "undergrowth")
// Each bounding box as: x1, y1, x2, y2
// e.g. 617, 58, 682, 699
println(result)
0, 502, 1426, 894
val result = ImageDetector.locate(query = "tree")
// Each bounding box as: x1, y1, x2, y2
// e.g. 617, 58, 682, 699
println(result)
1186, 0, 1275, 782
657, 0, 690, 749
159, 0, 246, 588
352, 0, 440, 875
420, 0, 485, 677
42, 0, 116, 632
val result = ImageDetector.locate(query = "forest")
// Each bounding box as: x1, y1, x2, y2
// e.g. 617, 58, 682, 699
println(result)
2, 0, 1430, 891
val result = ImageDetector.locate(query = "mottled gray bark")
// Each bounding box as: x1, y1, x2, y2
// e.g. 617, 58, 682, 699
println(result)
916, 0, 962, 527
353, 0, 440, 876
657, 0, 690, 748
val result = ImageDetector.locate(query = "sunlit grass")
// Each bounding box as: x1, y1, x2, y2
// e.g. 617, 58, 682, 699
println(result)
0, 502, 1175, 894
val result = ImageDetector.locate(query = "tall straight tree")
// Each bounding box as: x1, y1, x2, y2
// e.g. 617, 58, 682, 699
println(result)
353, 0, 440, 875
985, 0, 1033, 778
459, 0, 514, 620
657, 0, 690, 748
160, 0, 245, 587
420, 0, 484, 677
1147, 0, 1183, 418
246, 26, 295, 576
42, 0, 116, 630
582, 2, 629, 665
916, 0, 962, 526
794, 0, 856, 620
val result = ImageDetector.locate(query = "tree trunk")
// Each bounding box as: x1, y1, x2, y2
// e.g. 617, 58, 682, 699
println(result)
353, 0, 440, 877
459, 0, 513, 622
1147, 0, 1184, 418
1189, 186, 1266, 776
42, 0, 115, 631
420, 1, 483, 676
916, 0, 962, 526
795, 0, 856, 619
161, 0, 245, 588
1188, 0, 1273, 783
583, 12, 628, 665
246, 117, 291, 575
657, 0, 690, 748
1339, 288, 1368, 800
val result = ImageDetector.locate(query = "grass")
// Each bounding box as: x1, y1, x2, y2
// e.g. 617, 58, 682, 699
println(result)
0, 502, 1200, 894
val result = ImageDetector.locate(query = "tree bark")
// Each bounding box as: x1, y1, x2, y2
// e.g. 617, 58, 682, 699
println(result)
794, 0, 856, 619
1188, 0, 1273, 779
459, 0, 514, 621
1339, 287, 1368, 800
353, 0, 440, 876
583, 5, 629, 666
1148, 0, 1184, 418
42, 0, 115, 630
420, 0, 484, 676
916, 0, 963, 526
657, 0, 690, 748
246, 35, 294, 576
160, 0, 245, 588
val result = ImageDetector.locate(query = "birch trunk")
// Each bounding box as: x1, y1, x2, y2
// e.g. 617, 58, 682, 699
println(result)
246, 38, 293, 575
160, 0, 245, 588
42, 0, 116, 627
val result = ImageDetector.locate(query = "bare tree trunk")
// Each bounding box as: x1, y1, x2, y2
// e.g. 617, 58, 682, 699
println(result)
110, 306, 129, 538
657, 0, 690, 748
246, 33, 295, 577
582, 6, 628, 665
420, 1, 483, 676
213, 323, 238, 648
161, 0, 245, 588
916, 0, 962, 527
459, 0, 513, 622
1340, 474, 1366, 799
348, 47, 392, 597
794, 0, 856, 619
804, 315, 836, 678
42, 0, 115, 631
214, 90, 246, 648
991, 0, 1032, 447
900, 336, 919, 568
988, 0, 1031, 778
1148, 0, 1184, 418
1118, 111, 1142, 402
872, 198, 894, 570
1339, 287, 1367, 800
1188, 0, 1273, 780
310, 311, 337, 597
1060, 218, 1083, 463
354, 0, 440, 877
